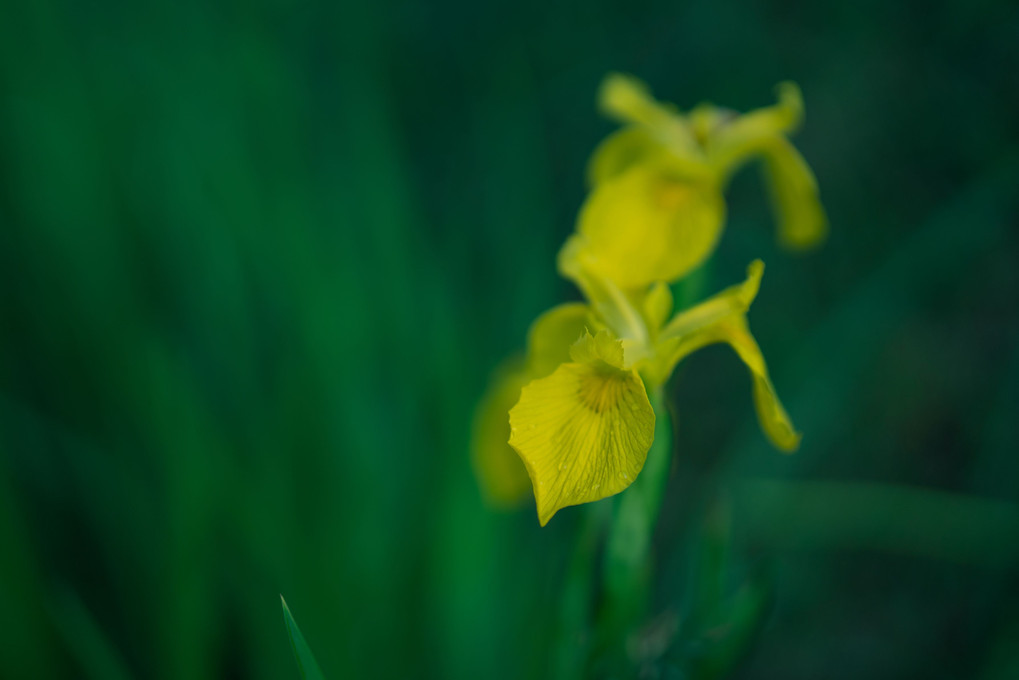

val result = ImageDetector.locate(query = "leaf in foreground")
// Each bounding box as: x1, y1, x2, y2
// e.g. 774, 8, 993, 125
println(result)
281, 596, 326, 680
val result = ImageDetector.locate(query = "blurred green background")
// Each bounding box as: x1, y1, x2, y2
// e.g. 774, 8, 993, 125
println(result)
1, 0, 1017, 678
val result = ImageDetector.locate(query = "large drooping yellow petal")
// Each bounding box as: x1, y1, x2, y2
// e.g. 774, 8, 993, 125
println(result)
571, 163, 725, 289
471, 357, 532, 507
760, 136, 828, 250
667, 315, 800, 452
509, 331, 656, 525
526, 303, 592, 377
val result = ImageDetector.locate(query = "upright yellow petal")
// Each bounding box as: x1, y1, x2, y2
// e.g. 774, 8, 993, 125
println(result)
760, 136, 828, 250
509, 332, 655, 525
471, 357, 533, 506
572, 163, 725, 289
599, 73, 681, 133
568, 328, 626, 367
642, 281, 675, 336
598, 73, 703, 161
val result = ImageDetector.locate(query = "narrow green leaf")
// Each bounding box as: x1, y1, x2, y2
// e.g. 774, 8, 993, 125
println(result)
281, 596, 326, 680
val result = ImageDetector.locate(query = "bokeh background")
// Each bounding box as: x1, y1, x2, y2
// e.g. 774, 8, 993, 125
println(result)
1, 0, 1018, 678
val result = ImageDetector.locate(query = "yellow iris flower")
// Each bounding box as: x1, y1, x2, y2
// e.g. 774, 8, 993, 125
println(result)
509, 259, 798, 525
472, 74, 821, 525
474, 256, 800, 525
573, 73, 827, 289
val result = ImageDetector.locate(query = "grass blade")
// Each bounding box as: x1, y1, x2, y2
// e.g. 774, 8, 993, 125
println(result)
281, 596, 326, 680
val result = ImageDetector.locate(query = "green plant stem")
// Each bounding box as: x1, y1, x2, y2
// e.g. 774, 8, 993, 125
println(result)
599, 389, 673, 644
553, 502, 609, 680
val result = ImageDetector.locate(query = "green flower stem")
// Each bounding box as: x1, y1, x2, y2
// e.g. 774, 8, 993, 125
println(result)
599, 388, 673, 642
554, 501, 610, 680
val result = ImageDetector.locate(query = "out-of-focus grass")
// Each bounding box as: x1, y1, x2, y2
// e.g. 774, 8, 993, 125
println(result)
281, 597, 325, 680
0, 0, 1017, 678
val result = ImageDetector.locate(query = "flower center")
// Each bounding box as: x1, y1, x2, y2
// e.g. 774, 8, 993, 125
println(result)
656, 180, 692, 210
577, 368, 625, 414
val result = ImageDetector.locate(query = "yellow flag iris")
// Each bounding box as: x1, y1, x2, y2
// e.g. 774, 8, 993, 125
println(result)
496, 260, 798, 524
567, 73, 827, 289
472, 74, 820, 525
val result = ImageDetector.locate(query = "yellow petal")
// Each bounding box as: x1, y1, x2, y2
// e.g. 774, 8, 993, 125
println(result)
568, 328, 625, 368
597, 73, 703, 160
668, 315, 800, 452
708, 81, 804, 177
557, 235, 650, 347
721, 316, 801, 451
643, 281, 675, 336
760, 136, 828, 250
586, 126, 660, 187
526, 303, 592, 377
509, 333, 655, 525
471, 357, 532, 507
571, 163, 725, 289
659, 260, 763, 343
599, 73, 681, 133
688, 102, 733, 147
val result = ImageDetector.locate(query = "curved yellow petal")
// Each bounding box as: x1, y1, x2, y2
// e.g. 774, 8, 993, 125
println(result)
708, 81, 804, 176
659, 260, 763, 343
720, 316, 801, 452
471, 357, 532, 507
692, 81, 825, 249
599, 73, 680, 132
526, 303, 592, 377
509, 332, 655, 525
760, 136, 828, 250
734, 81, 803, 136
572, 163, 725, 288
586, 126, 660, 187
668, 315, 800, 452
597, 73, 703, 160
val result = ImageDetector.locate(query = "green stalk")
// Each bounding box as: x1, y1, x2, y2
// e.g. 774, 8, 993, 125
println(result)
599, 389, 673, 643
553, 502, 609, 680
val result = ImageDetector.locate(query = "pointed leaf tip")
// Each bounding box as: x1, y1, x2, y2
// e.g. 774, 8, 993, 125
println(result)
281, 596, 327, 680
